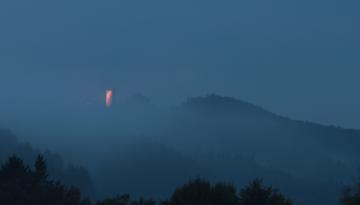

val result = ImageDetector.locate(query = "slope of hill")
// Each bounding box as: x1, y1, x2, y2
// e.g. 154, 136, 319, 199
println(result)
76, 94, 359, 205
2, 94, 359, 205
165, 94, 360, 182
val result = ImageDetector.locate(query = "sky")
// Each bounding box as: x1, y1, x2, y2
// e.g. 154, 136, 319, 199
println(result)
0, 0, 360, 128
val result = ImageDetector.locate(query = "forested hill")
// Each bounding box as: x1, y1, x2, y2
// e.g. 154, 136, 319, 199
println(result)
86, 94, 358, 205
171, 95, 360, 180
184, 95, 360, 155
1, 94, 360, 205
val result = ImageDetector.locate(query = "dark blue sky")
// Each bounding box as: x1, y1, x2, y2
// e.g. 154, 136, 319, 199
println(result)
0, 0, 360, 128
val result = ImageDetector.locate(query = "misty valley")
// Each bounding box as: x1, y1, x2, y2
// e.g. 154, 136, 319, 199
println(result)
1, 94, 359, 205
1, 0, 360, 204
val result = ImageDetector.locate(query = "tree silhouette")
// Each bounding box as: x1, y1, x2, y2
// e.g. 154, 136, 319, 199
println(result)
96, 194, 131, 205
0, 155, 32, 205
340, 176, 360, 205
0, 155, 299, 205
165, 178, 238, 205
130, 197, 156, 205
0, 154, 87, 205
96, 194, 156, 205
238, 179, 292, 205
35, 154, 48, 183
0, 130, 94, 197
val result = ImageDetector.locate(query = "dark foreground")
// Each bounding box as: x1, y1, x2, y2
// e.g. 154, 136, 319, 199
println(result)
0, 155, 359, 205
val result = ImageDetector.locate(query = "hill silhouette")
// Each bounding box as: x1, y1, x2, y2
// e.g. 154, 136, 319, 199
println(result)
173, 94, 359, 180
70, 94, 356, 205
1, 94, 359, 205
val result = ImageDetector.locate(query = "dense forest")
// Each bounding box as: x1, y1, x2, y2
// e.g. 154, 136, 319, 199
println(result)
0, 154, 359, 205
1, 0, 359, 203
0, 129, 94, 197
1, 95, 360, 205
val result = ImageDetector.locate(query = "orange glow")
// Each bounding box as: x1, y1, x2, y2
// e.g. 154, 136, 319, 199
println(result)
106, 90, 113, 107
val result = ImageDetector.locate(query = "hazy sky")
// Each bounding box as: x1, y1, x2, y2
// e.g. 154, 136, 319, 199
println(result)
0, 0, 360, 128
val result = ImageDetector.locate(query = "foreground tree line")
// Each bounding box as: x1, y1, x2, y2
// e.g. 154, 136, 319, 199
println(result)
0, 155, 358, 205
0, 129, 94, 196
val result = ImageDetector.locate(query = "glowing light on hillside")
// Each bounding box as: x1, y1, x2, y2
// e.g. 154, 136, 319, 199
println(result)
106, 90, 113, 107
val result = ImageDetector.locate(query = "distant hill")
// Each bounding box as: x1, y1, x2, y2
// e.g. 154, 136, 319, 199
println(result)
182, 94, 274, 116
80, 94, 360, 205
169, 95, 360, 180
2, 94, 360, 205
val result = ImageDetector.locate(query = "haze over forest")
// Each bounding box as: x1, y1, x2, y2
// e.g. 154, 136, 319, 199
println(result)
1, 1, 360, 205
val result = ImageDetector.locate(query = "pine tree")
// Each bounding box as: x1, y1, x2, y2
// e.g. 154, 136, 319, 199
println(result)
34, 154, 48, 183
0, 155, 32, 205
166, 179, 238, 205
239, 179, 292, 205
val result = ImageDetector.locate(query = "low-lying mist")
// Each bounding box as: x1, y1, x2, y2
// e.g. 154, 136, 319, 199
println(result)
1, 94, 359, 205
